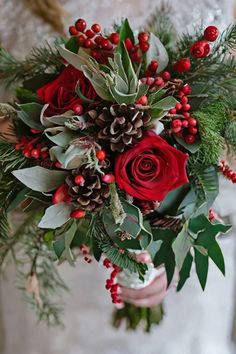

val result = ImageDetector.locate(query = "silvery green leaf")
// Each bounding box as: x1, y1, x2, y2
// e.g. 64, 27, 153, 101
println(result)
113, 53, 128, 84
38, 203, 72, 229
115, 75, 129, 94
60, 221, 77, 265
172, 226, 194, 270
12, 167, 68, 192
109, 87, 137, 105
17, 102, 44, 130
146, 33, 169, 73
46, 111, 74, 125
40, 104, 52, 127
136, 84, 149, 100
57, 44, 87, 70
152, 96, 178, 110
45, 129, 77, 147
50, 145, 85, 170
82, 66, 114, 101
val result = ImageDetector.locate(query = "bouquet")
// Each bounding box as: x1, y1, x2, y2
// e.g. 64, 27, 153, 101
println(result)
0, 11, 236, 331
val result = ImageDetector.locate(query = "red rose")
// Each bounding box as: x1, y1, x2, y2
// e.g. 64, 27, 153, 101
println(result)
115, 133, 189, 201
37, 65, 97, 116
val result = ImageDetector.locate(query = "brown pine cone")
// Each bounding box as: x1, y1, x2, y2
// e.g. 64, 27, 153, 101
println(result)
87, 103, 152, 152
164, 79, 184, 96
65, 165, 110, 211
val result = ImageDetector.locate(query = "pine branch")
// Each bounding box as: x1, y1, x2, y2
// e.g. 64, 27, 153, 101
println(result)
145, 2, 177, 50
0, 43, 63, 86
225, 119, 236, 153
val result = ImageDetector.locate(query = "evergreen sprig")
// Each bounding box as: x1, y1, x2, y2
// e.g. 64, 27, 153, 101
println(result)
0, 43, 62, 86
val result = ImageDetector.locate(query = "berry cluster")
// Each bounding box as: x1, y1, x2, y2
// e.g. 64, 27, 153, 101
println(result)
190, 25, 219, 58
103, 258, 122, 304
124, 31, 150, 62
52, 184, 72, 204
80, 245, 92, 263
69, 18, 118, 63
169, 84, 198, 144
219, 160, 236, 183
173, 25, 219, 73
15, 133, 48, 160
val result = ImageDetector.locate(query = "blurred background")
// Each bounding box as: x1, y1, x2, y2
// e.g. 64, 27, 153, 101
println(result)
0, 0, 236, 353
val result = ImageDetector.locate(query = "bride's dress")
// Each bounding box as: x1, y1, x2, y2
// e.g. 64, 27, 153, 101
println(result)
0, 1, 235, 354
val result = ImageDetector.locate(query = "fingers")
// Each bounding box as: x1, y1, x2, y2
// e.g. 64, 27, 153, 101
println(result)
135, 252, 152, 264
121, 271, 167, 301
130, 289, 167, 308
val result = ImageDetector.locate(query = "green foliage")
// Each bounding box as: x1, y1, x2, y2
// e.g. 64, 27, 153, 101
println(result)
145, 3, 176, 51
0, 43, 62, 87
16, 87, 41, 104
225, 119, 236, 153
113, 302, 163, 332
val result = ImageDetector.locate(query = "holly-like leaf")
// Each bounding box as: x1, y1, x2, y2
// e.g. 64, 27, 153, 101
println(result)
12, 166, 68, 192
152, 96, 178, 110
177, 252, 193, 291
194, 248, 209, 290
148, 89, 166, 105
152, 228, 177, 285
38, 203, 72, 229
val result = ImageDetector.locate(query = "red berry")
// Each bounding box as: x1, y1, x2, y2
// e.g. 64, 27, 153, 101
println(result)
161, 71, 171, 81
139, 42, 150, 52
31, 148, 40, 159
124, 38, 134, 51
182, 103, 191, 111
138, 32, 149, 43
85, 29, 95, 38
204, 25, 219, 42
74, 175, 85, 186
84, 39, 92, 48
91, 23, 101, 33
136, 95, 148, 105
155, 77, 164, 87
169, 108, 177, 115
173, 58, 191, 73
96, 150, 106, 160
102, 174, 115, 184
183, 112, 190, 119
149, 60, 159, 72
77, 34, 86, 46
188, 126, 198, 135
30, 128, 41, 134
182, 120, 189, 128
73, 104, 84, 115
94, 35, 104, 45
75, 18, 87, 32
70, 209, 86, 219
180, 96, 188, 104
109, 32, 119, 45
188, 117, 197, 126
69, 26, 78, 36
131, 51, 141, 62
175, 103, 182, 111
23, 150, 31, 158
101, 39, 113, 50
91, 49, 102, 60
190, 40, 210, 58
146, 77, 155, 85
185, 134, 196, 144
55, 161, 62, 168
182, 84, 191, 95
41, 151, 48, 159
52, 184, 69, 204
15, 143, 22, 151
172, 126, 182, 133
171, 119, 182, 128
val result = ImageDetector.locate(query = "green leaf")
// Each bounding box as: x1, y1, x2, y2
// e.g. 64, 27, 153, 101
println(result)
45, 129, 77, 147
194, 248, 209, 290
152, 228, 177, 285
145, 33, 169, 73
177, 252, 193, 291
172, 225, 193, 270
17, 103, 44, 130
6, 187, 30, 212
60, 221, 77, 265
65, 36, 79, 53
157, 184, 190, 216
57, 44, 87, 70
12, 166, 68, 192
116, 19, 135, 56
148, 89, 166, 105
152, 96, 178, 110
38, 202, 72, 229
16, 87, 41, 104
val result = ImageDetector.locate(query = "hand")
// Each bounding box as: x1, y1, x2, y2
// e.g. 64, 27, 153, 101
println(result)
120, 270, 168, 307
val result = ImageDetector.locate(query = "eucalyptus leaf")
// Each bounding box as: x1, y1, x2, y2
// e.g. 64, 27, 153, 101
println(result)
17, 102, 44, 130
172, 226, 193, 270
38, 202, 72, 229
146, 33, 169, 73
12, 166, 68, 192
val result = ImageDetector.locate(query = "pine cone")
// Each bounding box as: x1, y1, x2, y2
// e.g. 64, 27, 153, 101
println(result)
87, 104, 152, 152
65, 165, 110, 211
165, 79, 183, 96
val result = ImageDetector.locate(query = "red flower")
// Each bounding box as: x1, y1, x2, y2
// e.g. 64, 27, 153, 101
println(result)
37, 65, 97, 116
115, 133, 189, 201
